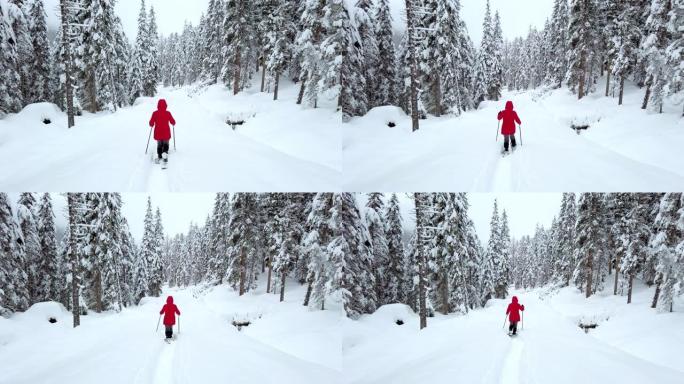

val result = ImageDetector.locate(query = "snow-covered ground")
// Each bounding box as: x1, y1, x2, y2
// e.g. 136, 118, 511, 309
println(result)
344, 283, 684, 384
0, 80, 341, 192
0, 281, 342, 384
344, 82, 684, 192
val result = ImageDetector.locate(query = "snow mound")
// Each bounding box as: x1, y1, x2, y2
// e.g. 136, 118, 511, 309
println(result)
360, 106, 408, 127
370, 303, 416, 324
18, 301, 69, 323
13, 102, 64, 126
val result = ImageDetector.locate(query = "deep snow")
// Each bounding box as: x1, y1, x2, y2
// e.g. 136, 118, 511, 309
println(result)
0, 79, 341, 192
343, 82, 684, 192
343, 283, 684, 384
0, 281, 342, 384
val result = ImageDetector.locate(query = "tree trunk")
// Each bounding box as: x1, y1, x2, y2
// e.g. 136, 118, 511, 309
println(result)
651, 279, 661, 308
266, 257, 273, 294
233, 50, 241, 96
67, 194, 80, 327
613, 252, 620, 295
303, 279, 313, 306
578, 51, 586, 100
87, 70, 97, 113
260, 54, 267, 93
605, 64, 611, 97
405, 0, 420, 132
618, 76, 625, 105
273, 72, 280, 101
627, 274, 634, 304
239, 247, 246, 296
279, 268, 286, 302
585, 250, 593, 298
641, 83, 651, 110
61, 0, 75, 128
433, 76, 442, 117
94, 271, 102, 313
297, 75, 307, 105
440, 274, 449, 315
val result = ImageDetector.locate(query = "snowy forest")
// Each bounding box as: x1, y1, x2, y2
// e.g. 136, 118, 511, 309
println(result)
340, 0, 684, 128
0, 0, 350, 123
0, 192, 390, 325
343, 192, 684, 329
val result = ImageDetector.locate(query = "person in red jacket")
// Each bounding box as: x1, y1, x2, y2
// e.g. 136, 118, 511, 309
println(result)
149, 99, 176, 165
159, 296, 181, 339
506, 296, 525, 335
497, 101, 522, 153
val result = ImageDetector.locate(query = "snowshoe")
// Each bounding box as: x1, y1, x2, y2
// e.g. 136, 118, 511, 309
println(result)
154, 157, 160, 165
161, 153, 169, 169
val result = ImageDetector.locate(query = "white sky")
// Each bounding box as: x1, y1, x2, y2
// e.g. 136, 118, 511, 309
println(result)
42, 0, 552, 44
44, 0, 210, 39
389, 193, 562, 243
389, 0, 554, 45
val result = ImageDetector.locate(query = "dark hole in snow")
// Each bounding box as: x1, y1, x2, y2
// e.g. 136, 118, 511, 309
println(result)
48, 317, 57, 324
579, 323, 597, 333
572, 124, 590, 135
43, 118, 52, 125
232, 320, 251, 331
395, 319, 404, 326
226, 120, 246, 130
387, 121, 396, 128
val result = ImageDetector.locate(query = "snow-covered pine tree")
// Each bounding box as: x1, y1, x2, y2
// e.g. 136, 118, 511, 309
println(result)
650, 193, 682, 312
413, 193, 431, 328
0, 193, 30, 314
640, 0, 672, 112
303, 193, 334, 309
557, 193, 577, 285
139, 197, 157, 298
148, 207, 164, 296
665, 0, 684, 116
490, 10, 504, 101
372, 0, 395, 107
130, 0, 150, 101
9, 0, 32, 107
365, 193, 388, 305
264, 0, 296, 100
206, 193, 231, 283
225, 193, 260, 295
66, 193, 88, 326
0, 0, 23, 115
498, 209, 512, 295
566, 0, 600, 99
485, 199, 508, 299
222, 0, 255, 94
36, 193, 59, 302
145, 6, 159, 96
573, 193, 605, 297
611, 0, 644, 105
383, 193, 404, 305
547, 0, 570, 88
26, 0, 50, 103
16, 193, 40, 304
337, 193, 376, 319
294, 0, 323, 106
340, 0, 369, 121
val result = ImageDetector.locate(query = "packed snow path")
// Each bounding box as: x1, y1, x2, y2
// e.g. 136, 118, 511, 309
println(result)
344, 84, 684, 191
0, 286, 340, 384
344, 291, 684, 384
0, 82, 341, 192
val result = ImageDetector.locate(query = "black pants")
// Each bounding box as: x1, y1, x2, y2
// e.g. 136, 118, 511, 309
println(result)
165, 326, 173, 339
509, 321, 518, 335
157, 140, 170, 159
504, 135, 517, 151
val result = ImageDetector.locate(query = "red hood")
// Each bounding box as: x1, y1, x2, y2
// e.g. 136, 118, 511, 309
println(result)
158, 99, 167, 111
166, 296, 174, 304
505, 101, 514, 111
512, 296, 518, 304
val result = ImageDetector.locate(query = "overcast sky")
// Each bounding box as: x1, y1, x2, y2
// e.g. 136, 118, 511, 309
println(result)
391, 0, 553, 45
387, 193, 562, 243
43, 0, 552, 45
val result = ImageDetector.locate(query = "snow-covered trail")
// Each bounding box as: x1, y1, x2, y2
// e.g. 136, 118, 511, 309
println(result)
0, 82, 341, 192
343, 292, 684, 384
344, 84, 684, 192
0, 287, 339, 384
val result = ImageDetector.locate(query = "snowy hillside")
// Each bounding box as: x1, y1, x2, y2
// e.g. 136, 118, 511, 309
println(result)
344, 82, 684, 192
0, 80, 341, 192
0, 282, 342, 384
343, 284, 684, 384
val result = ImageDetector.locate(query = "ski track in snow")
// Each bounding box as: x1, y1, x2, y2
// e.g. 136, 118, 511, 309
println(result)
500, 337, 523, 384
152, 339, 176, 384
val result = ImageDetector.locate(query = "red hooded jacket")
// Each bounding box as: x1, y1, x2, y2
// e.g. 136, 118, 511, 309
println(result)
149, 99, 176, 141
497, 101, 521, 136
506, 296, 524, 322
160, 296, 180, 326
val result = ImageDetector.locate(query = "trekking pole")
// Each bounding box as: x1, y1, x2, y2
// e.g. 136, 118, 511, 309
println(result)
145, 126, 153, 155
519, 124, 523, 146
502, 314, 507, 329
178, 315, 181, 334
172, 125, 176, 152
496, 121, 500, 142
155, 314, 161, 332
521, 311, 524, 330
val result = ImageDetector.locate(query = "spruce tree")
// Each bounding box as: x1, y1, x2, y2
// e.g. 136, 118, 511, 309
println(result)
17, 193, 40, 304
372, 0, 396, 107
365, 193, 388, 305
650, 193, 682, 312
0, 1, 23, 115
36, 193, 59, 302
566, 0, 600, 99
27, 0, 51, 103
383, 193, 404, 305
0, 193, 30, 313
